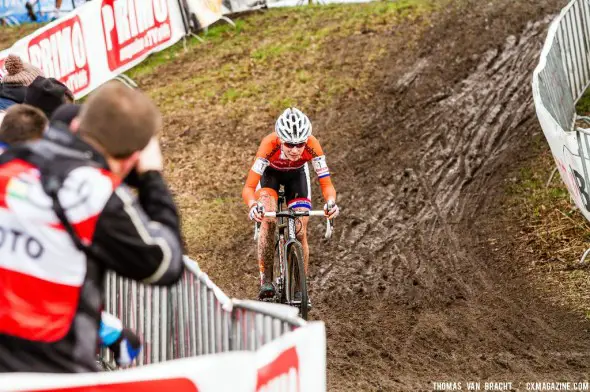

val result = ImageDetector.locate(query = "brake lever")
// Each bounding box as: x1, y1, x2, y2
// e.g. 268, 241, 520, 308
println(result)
325, 201, 335, 239
325, 218, 333, 239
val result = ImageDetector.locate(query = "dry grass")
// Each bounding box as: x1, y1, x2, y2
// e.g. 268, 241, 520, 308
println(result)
506, 137, 590, 317
0, 24, 44, 51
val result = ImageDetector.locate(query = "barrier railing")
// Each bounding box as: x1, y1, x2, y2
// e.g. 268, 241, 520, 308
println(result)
533, 0, 590, 223
102, 256, 305, 367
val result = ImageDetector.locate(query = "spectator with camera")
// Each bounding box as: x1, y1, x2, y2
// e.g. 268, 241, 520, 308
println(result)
0, 81, 184, 373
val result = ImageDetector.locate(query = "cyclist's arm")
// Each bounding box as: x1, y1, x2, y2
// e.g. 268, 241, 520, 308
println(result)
308, 136, 337, 202
242, 167, 263, 207
318, 173, 336, 202
242, 135, 274, 207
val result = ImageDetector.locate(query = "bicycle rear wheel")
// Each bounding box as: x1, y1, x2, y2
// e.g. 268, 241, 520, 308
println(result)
287, 242, 308, 320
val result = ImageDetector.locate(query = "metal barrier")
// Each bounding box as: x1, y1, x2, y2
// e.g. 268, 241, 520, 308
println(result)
532, 0, 590, 224
103, 256, 304, 366
535, 0, 590, 133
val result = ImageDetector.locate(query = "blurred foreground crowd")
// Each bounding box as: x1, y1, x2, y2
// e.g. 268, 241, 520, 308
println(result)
0, 54, 184, 373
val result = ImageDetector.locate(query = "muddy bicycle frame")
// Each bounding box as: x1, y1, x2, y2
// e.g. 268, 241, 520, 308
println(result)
254, 189, 333, 317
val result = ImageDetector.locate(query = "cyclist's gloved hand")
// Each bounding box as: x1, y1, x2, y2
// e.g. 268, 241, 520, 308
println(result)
324, 200, 339, 219
249, 202, 265, 223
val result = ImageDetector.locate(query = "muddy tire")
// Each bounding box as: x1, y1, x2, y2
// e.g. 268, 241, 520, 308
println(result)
287, 242, 308, 320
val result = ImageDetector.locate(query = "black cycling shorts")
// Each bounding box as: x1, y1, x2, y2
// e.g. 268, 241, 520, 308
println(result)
259, 164, 312, 209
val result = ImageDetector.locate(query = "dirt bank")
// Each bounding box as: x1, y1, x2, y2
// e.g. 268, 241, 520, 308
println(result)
5, 1, 589, 389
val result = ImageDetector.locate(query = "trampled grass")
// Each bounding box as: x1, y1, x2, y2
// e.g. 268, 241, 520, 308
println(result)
577, 88, 590, 114
127, 0, 439, 114
506, 136, 590, 316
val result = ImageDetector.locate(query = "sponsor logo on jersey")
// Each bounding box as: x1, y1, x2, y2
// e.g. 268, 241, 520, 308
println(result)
253, 158, 270, 175
312, 156, 330, 178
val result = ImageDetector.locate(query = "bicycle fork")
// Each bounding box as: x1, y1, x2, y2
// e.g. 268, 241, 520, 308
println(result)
282, 218, 299, 303
277, 233, 286, 298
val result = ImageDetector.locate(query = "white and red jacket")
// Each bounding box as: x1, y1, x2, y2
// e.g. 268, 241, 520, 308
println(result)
0, 125, 184, 373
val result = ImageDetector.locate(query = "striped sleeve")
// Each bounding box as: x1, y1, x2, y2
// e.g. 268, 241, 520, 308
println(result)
308, 137, 336, 202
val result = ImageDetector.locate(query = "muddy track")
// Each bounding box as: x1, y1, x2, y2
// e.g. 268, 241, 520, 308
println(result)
299, 4, 590, 391
126, 0, 590, 389
315, 17, 553, 304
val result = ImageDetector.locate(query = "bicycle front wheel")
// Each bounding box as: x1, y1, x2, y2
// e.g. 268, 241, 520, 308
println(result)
287, 242, 308, 320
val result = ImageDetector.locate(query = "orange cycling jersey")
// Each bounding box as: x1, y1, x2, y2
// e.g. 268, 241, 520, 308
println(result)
242, 133, 336, 207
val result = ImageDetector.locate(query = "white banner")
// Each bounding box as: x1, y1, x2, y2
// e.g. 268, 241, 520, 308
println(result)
0, 352, 257, 391
0, 0, 187, 99
0, 323, 326, 391
184, 0, 223, 29
256, 322, 326, 392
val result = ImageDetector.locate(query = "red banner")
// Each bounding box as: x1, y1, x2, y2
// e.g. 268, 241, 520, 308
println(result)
27, 15, 90, 95
101, 0, 173, 71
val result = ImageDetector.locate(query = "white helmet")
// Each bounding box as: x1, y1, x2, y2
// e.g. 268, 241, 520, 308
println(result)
275, 107, 312, 144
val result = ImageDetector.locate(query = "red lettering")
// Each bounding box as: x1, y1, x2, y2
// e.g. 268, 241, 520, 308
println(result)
27, 16, 90, 95
0, 57, 6, 78
257, 347, 300, 392
34, 378, 199, 392
101, 0, 172, 71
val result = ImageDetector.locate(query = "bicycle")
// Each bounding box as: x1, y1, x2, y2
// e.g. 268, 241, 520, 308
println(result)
254, 188, 333, 320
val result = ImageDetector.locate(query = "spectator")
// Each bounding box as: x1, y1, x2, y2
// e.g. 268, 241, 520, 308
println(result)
0, 104, 47, 148
25, 76, 74, 118
0, 54, 43, 110
26, 0, 91, 22
0, 81, 184, 373
1, 102, 142, 368
50, 103, 81, 128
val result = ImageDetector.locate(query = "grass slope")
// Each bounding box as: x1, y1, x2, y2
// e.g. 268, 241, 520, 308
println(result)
0, 23, 44, 51
506, 134, 590, 318
123, 0, 441, 281
0, 2, 441, 278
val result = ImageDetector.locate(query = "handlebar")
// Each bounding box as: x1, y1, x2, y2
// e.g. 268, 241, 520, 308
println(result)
254, 210, 334, 239
263, 210, 326, 218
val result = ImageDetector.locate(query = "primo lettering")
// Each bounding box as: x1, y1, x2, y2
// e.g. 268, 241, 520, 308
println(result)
101, 0, 169, 50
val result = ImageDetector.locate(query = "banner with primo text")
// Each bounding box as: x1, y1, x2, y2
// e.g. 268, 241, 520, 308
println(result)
0, 0, 187, 98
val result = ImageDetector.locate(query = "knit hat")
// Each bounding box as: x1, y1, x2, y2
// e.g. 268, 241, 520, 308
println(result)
2, 54, 42, 86
25, 76, 73, 118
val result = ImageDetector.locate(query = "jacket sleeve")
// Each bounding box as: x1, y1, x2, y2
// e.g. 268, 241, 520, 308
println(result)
92, 171, 184, 286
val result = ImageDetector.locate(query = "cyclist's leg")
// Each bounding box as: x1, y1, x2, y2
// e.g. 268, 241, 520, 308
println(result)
255, 187, 277, 286
256, 168, 281, 297
285, 164, 312, 274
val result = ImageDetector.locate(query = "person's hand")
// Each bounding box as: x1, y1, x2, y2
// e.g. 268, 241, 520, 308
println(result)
249, 202, 265, 223
109, 328, 142, 368
324, 200, 339, 219
136, 137, 163, 173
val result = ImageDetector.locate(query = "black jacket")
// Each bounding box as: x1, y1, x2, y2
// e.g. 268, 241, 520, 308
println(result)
0, 83, 27, 109
0, 125, 184, 372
